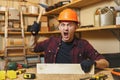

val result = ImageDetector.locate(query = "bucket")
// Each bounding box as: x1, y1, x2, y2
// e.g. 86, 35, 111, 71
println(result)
94, 7, 114, 27
100, 7, 114, 26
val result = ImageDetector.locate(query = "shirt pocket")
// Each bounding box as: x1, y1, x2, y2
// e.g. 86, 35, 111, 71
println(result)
45, 49, 56, 63
77, 50, 87, 63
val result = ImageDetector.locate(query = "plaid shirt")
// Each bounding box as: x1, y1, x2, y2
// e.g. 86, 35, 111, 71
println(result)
34, 36, 105, 63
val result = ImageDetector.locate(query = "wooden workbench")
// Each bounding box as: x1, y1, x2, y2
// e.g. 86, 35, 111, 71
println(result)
11, 68, 114, 80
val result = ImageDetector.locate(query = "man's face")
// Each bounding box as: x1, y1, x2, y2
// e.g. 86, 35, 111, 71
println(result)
58, 21, 77, 42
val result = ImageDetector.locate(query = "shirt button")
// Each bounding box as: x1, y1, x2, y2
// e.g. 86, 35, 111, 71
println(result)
48, 50, 51, 52
59, 43, 61, 45
57, 47, 59, 50
95, 52, 98, 54
79, 54, 81, 56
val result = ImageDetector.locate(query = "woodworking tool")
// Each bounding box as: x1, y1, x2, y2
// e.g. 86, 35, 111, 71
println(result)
23, 73, 36, 79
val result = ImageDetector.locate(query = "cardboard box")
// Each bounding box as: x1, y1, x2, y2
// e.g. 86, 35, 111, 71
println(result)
8, 8, 20, 20
40, 26, 49, 32
41, 22, 48, 27
40, 16, 48, 22
8, 39, 23, 46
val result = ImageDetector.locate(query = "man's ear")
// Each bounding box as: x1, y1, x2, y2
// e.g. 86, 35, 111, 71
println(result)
76, 22, 80, 29
75, 25, 78, 29
58, 25, 60, 30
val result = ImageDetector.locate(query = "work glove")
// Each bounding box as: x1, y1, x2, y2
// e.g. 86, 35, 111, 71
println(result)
81, 60, 95, 73
30, 21, 40, 36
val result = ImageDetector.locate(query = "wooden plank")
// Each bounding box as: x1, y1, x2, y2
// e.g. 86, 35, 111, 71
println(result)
37, 64, 94, 74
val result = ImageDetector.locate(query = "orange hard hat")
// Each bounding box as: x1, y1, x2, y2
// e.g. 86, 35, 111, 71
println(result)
58, 8, 78, 23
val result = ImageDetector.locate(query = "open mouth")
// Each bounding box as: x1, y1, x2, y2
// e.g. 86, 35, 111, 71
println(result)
64, 32, 69, 37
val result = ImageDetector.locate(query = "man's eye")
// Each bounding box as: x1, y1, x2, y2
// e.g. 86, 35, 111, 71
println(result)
67, 24, 71, 27
61, 24, 65, 27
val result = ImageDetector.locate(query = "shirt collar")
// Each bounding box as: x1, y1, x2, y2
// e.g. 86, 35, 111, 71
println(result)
58, 36, 78, 46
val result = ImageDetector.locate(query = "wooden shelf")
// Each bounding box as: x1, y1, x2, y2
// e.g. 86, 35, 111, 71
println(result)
23, 12, 39, 17
0, 32, 4, 34
43, 0, 111, 15
0, 11, 39, 17
0, 25, 120, 35
0, 0, 111, 16
0, 20, 5, 22
25, 31, 60, 35
0, 11, 5, 14
76, 25, 120, 32
0, 50, 43, 57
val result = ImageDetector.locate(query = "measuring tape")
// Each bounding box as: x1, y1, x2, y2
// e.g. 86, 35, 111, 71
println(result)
23, 73, 36, 79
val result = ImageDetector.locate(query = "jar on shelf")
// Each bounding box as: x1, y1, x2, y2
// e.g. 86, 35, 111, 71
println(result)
94, 8, 101, 27
116, 11, 120, 25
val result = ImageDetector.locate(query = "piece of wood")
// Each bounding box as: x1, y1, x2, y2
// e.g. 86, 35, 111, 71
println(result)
37, 64, 94, 74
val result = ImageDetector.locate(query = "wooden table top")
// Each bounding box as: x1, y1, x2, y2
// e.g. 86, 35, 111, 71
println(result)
9, 68, 114, 80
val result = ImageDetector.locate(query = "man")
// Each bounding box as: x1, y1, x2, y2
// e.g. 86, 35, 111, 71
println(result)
30, 8, 109, 73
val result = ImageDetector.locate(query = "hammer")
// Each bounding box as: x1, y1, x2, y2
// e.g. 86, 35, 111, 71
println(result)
22, 0, 48, 34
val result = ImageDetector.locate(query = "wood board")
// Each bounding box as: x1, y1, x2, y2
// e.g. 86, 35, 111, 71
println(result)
37, 64, 94, 74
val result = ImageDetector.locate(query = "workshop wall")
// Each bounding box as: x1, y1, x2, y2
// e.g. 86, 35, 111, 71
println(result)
80, 0, 120, 53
